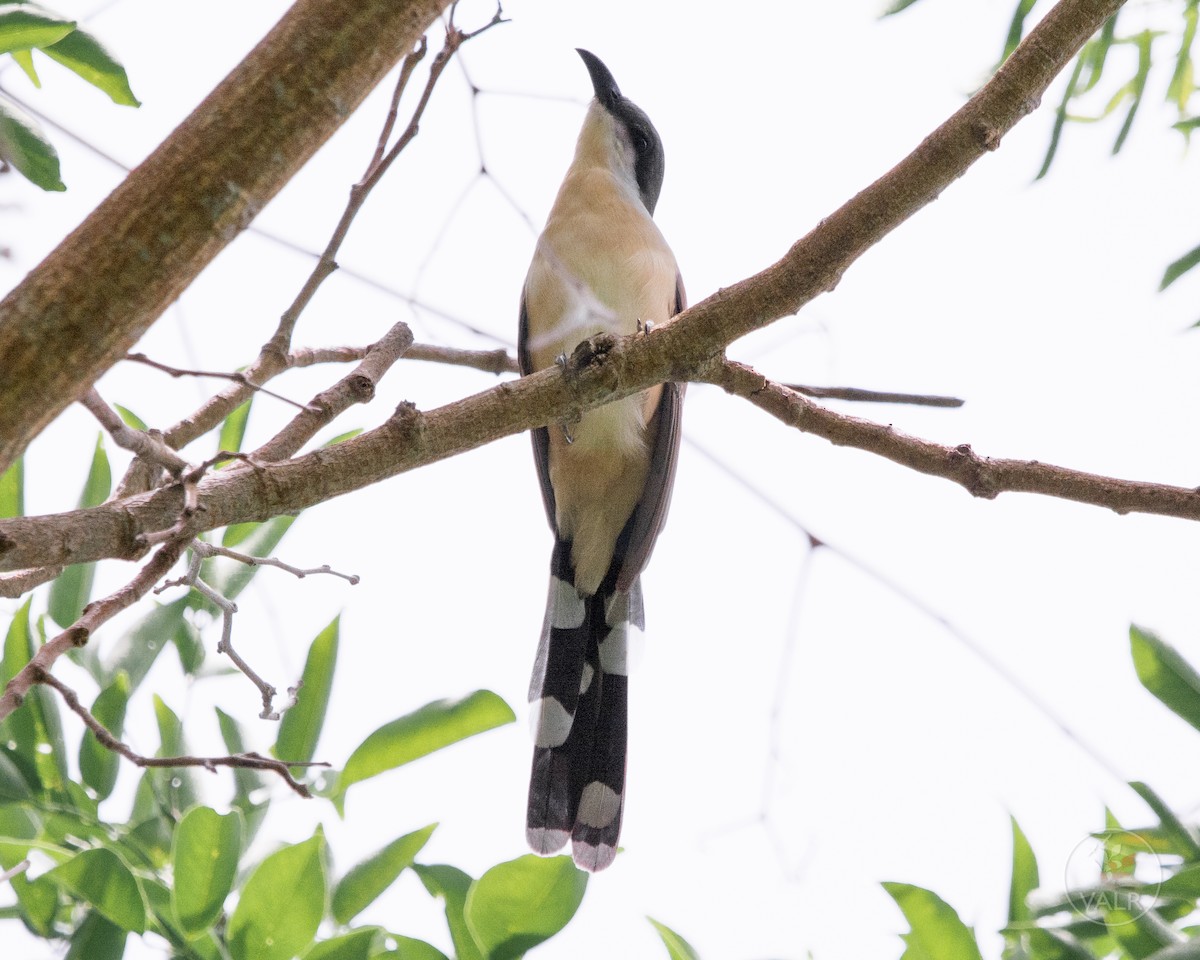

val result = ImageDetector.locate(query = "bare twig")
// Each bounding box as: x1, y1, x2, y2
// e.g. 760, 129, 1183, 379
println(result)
125, 353, 313, 412
366, 37, 428, 173
252, 321, 415, 463
194, 540, 360, 584
80, 388, 193, 476
165, 549, 291, 720
289, 342, 517, 375
406, 342, 517, 374
0, 860, 30, 884
705, 358, 1194, 516
0, 535, 191, 723
34, 669, 323, 798
782, 384, 964, 408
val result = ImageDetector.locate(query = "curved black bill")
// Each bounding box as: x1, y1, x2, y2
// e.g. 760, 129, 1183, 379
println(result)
576, 48, 621, 106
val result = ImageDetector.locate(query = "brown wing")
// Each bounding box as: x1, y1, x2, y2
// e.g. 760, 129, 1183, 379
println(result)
615, 272, 687, 593
519, 291, 557, 531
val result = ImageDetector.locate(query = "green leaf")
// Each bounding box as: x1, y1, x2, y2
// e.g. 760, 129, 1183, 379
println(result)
1129, 781, 1200, 860
1130, 625, 1200, 733
104, 596, 190, 692
999, 0, 1038, 64
0, 4, 74, 53
880, 0, 922, 15
1009, 816, 1040, 925
171, 806, 242, 935
0, 802, 39, 864
46, 847, 146, 933
113, 404, 147, 430
65, 910, 128, 960
464, 855, 587, 959
1160, 862, 1200, 898
374, 935, 450, 960
11, 46, 38, 85
275, 615, 339, 765
216, 707, 269, 844
337, 691, 515, 804
78, 672, 130, 800
304, 928, 379, 960
42, 28, 139, 106
1037, 53, 1087, 180
152, 694, 197, 811
0, 750, 33, 801
48, 435, 112, 628
1167, 1, 1197, 111
1079, 13, 1119, 94
648, 918, 702, 960
0, 598, 68, 794
332, 823, 436, 925
9, 870, 60, 936
883, 882, 984, 960
218, 398, 252, 460
0, 455, 22, 518
226, 831, 326, 960
1111, 31, 1155, 155
206, 514, 295, 598
413, 864, 482, 960
0, 90, 63, 189
1160, 241, 1200, 290
324, 429, 363, 447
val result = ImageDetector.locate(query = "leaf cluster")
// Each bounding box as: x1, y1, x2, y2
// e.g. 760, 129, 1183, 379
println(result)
0, 0, 138, 190
880, 626, 1200, 960
885, 0, 1200, 291
0, 426, 606, 959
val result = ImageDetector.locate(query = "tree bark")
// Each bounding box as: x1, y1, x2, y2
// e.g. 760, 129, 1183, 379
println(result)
0, 0, 453, 473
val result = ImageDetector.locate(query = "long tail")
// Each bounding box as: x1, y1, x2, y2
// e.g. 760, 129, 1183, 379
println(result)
526, 539, 643, 872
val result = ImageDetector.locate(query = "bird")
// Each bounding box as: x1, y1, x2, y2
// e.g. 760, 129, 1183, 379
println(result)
518, 48, 685, 872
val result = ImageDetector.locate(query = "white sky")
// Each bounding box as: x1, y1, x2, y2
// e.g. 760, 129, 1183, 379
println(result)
3, 1, 1200, 958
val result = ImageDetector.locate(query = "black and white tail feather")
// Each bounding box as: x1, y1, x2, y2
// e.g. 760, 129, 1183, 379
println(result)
527, 538, 643, 872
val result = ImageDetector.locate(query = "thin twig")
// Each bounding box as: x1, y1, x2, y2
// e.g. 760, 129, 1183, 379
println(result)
289, 342, 518, 375
125, 353, 313, 412
782, 384, 964, 408
166, 550, 290, 720
194, 540, 360, 584
686, 436, 1131, 790
0, 860, 30, 884
0, 535, 191, 723
80, 388, 193, 475
366, 37, 428, 174
34, 669, 322, 798
251, 320, 415, 463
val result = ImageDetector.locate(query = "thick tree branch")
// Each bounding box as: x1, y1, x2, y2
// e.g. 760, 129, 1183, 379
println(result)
0, 0, 1137, 573
0, 0, 457, 474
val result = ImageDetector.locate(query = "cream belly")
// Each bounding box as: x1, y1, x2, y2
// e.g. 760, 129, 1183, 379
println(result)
522, 158, 678, 595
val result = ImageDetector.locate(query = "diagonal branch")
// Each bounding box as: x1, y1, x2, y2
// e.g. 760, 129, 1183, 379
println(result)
35, 669, 321, 797
0, 0, 459, 475
0, 0, 1137, 573
702, 359, 1197, 517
